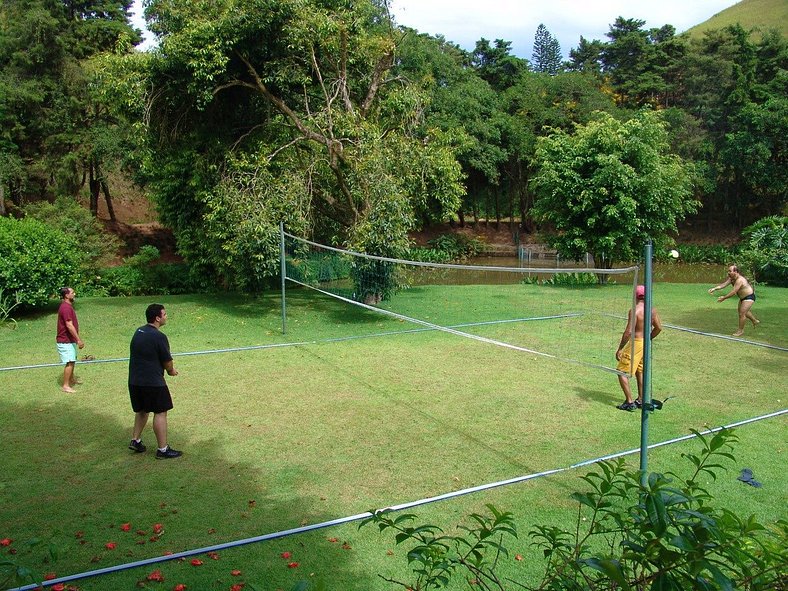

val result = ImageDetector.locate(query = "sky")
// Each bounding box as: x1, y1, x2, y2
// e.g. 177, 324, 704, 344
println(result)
131, 0, 742, 57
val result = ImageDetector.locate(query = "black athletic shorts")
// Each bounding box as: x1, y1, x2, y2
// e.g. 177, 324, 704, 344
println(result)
129, 384, 173, 414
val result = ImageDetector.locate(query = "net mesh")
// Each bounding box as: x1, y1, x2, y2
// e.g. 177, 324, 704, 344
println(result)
283, 232, 640, 374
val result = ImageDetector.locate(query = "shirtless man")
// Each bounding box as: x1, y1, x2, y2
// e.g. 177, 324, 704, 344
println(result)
709, 265, 760, 337
615, 285, 662, 412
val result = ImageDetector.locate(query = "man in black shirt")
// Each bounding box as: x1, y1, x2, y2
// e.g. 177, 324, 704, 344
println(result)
128, 304, 182, 459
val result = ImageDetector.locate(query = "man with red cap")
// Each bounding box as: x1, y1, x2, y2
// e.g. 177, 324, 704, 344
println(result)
615, 285, 662, 411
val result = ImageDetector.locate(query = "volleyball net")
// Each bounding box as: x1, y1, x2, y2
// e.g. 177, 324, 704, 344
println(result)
281, 231, 641, 375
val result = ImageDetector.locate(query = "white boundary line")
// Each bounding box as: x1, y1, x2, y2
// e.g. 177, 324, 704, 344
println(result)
0, 315, 582, 373
10, 408, 787, 591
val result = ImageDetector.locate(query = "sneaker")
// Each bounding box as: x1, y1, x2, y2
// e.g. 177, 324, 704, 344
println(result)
634, 400, 642, 409
616, 402, 636, 412
129, 439, 146, 453
156, 446, 183, 459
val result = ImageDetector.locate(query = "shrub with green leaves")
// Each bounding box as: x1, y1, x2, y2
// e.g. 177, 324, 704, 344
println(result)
367, 428, 787, 590
737, 216, 787, 286
0, 217, 83, 308
22, 197, 121, 266
88, 246, 202, 296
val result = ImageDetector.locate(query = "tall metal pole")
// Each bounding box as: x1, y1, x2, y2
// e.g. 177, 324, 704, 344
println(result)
639, 240, 653, 485
279, 221, 287, 335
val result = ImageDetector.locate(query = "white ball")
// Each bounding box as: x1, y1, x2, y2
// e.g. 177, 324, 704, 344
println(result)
669, 249, 680, 259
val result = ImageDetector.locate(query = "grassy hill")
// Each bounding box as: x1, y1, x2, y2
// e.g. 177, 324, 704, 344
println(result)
685, 0, 788, 39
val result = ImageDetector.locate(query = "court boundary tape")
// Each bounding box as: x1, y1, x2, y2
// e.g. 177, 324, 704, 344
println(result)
0, 313, 583, 373
10, 408, 787, 591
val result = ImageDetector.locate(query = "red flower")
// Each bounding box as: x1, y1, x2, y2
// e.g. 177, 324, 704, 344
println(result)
341, 542, 352, 550
147, 569, 164, 582
120, 523, 131, 532
173, 585, 187, 591
230, 569, 242, 576
105, 542, 116, 550
515, 554, 523, 561
327, 537, 338, 543
0, 538, 12, 546
44, 573, 57, 580
279, 551, 291, 559
190, 559, 203, 566
51, 585, 65, 591
153, 524, 164, 535
207, 552, 219, 560
230, 584, 245, 591
286, 562, 299, 569
74, 532, 84, 539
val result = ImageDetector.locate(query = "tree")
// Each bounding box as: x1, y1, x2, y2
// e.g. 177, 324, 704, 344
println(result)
393, 30, 510, 228
471, 38, 527, 91
0, 0, 140, 206
531, 110, 698, 269
567, 35, 604, 74
129, 0, 464, 291
501, 71, 618, 232
531, 24, 562, 75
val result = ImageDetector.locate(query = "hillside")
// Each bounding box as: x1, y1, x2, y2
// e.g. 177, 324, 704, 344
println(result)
685, 0, 788, 39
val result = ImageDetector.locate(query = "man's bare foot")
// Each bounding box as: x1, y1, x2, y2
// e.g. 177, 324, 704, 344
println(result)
62, 386, 77, 393
732, 330, 744, 337
752, 319, 760, 326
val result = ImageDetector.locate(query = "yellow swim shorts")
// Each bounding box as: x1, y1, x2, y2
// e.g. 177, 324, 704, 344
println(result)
617, 338, 644, 374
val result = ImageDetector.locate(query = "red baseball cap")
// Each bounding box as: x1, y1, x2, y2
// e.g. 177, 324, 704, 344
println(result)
636, 285, 645, 299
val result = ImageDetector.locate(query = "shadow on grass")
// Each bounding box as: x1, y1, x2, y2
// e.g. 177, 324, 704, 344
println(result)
0, 396, 377, 590
572, 386, 621, 407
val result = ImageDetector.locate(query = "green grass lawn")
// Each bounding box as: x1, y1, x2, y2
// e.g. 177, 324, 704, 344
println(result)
1, 282, 786, 590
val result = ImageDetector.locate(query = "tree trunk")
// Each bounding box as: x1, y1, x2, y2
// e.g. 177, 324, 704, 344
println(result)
88, 161, 100, 217
494, 187, 500, 230
458, 208, 465, 228
0, 183, 6, 216
97, 163, 117, 222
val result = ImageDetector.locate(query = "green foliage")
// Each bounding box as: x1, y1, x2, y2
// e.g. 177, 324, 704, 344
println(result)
133, 0, 464, 291
0, 216, 82, 308
737, 215, 788, 286
0, 0, 141, 203
532, 24, 563, 75
370, 428, 788, 590
655, 244, 736, 263
522, 272, 599, 287
286, 253, 351, 284
532, 110, 698, 268
362, 504, 516, 590
411, 234, 485, 263
85, 246, 202, 297
22, 197, 121, 265
0, 288, 21, 329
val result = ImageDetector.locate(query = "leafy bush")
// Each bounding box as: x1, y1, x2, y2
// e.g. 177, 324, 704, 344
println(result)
521, 272, 599, 286
22, 197, 121, 266
84, 246, 203, 296
286, 253, 351, 284
655, 244, 737, 264
366, 428, 787, 590
411, 234, 486, 263
738, 216, 787, 286
0, 217, 83, 307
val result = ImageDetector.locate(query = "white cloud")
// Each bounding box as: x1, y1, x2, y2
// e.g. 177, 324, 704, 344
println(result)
389, 0, 740, 58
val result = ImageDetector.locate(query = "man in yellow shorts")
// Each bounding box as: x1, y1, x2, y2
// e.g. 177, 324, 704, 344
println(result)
615, 285, 662, 411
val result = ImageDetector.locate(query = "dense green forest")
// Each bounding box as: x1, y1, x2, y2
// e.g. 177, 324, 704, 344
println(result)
1, 0, 786, 290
